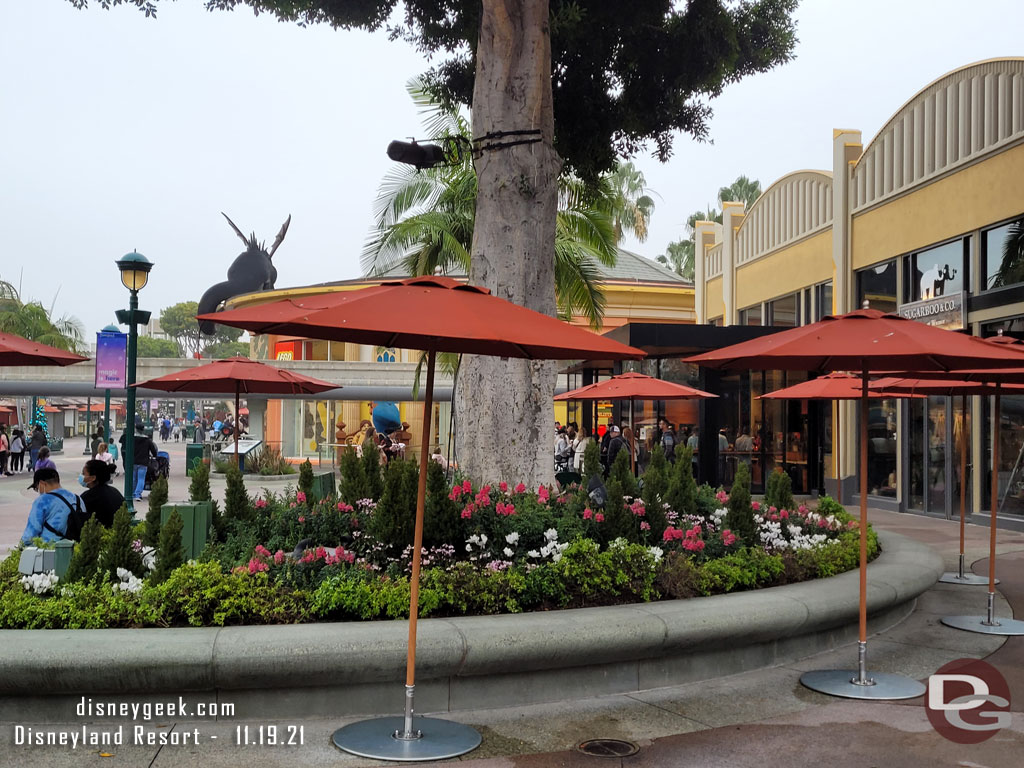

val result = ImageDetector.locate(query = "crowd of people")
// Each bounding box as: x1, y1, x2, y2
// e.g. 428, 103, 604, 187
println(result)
554, 416, 696, 477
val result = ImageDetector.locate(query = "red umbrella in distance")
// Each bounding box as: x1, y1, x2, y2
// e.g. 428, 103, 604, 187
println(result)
200, 275, 646, 759
133, 357, 337, 470
0, 331, 87, 366
760, 372, 924, 505
555, 372, 716, 473
685, 308, 1024, 701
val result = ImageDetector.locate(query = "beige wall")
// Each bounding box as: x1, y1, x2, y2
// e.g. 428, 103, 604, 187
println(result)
734, 229, 834, 309
705, 277, 724, 321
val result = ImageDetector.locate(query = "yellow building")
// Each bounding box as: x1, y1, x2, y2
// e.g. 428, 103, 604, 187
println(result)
696, 58, 1024, 516
225, 249, 693, 463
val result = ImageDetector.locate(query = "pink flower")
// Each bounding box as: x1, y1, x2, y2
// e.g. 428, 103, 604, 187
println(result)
449, 486, 462, 501
499, 481, 508, 493
273, 550, 285, 565
640, 521, 651, 531
296, 491, 307, 503
770, 513, 780, 522
462, 479, 472, 493
716, 490, 728, 504
780, 510, 789, 520
751, 501, 760, 512
722, 529, 737, 546
254, 498, 268, 509
595, 512, 605, 523
537, 485, 550, 503
298, 515, 305, 524
514, 482, 526, 494
818, 518, 828, 528
254, 544, 271, 558
247, 558, 269, 574
337, 501, 354, 512
798, 504, 808, 514
461, 507, 473, 519
583, 508, 593, 520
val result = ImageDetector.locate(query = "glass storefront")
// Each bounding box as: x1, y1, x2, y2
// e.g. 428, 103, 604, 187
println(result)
815, 281, 833, 320
904, 238, 968, 302
983, 215, 1024, 291
768, 294, 799, 327
865, 398, 898, 497
738, 305, 762, 326
857, 260, 897, 313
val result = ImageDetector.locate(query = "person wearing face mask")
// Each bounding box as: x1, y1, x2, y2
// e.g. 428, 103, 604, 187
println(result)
22, 468, 83, 544
79, 459, 124, 528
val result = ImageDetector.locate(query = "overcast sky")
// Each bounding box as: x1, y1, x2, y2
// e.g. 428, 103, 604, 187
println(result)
2, 0, 1022, 340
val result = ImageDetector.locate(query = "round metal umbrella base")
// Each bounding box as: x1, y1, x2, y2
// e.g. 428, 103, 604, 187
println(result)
332, 717, 481, 762
800, 669, 925, 700
938, 572, 995, 585
941, 615, 1024, 636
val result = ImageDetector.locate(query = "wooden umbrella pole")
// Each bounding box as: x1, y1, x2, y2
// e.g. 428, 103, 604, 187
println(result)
402, 348, 435, 740
987, 386, 1000, 625
958, 393, 967, 578
856, 367, 870, 684
630, 397, 636, 475
836, 401, 842, 506
235, 385, 241, 471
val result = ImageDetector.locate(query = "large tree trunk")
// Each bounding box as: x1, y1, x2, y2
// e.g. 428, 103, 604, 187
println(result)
455, 0, 561, 486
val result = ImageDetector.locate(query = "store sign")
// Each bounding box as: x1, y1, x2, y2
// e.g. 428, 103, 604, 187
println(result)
95, 331, 128, 388
898, 291, 965, 330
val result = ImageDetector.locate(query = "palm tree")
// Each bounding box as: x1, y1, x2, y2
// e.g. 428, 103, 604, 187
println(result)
656, 239, 694, 281
363, 79, 621, 330
992, 218, 1024, 289
0, 280, 84, 353
605, 161, 657, 242
718, 175, 762, 209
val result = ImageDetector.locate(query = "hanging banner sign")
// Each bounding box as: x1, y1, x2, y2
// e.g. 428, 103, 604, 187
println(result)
95, 331, 128, 388
898, 291, 966, 331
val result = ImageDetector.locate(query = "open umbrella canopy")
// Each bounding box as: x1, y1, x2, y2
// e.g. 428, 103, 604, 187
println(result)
132, 357, 337, 395
198, 276, 647, 361
554, 372, 716, 401
870, 376, 1024, 395
684, 309, 1024, 373
759, 372, 919, 400
0, 331, 87, 367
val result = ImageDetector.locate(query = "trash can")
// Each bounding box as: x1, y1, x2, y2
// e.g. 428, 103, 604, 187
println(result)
186, 443, 211, 476
186, 424, 196, 441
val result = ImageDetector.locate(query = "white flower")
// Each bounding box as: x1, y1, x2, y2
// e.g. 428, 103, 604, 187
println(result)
479, 534, 488, 547
544, 528, 558, 542
20, 570, 58, 595
648, 546, 664, 563
465, 543, 473, 552
505, 532, 520, 545
527, 549, 540, 558
503, 547, 514, 557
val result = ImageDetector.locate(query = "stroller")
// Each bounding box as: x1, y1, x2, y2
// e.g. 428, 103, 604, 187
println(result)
145, 451, 170, 490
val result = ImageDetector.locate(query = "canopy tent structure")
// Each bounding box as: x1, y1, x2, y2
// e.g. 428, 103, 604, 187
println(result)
201, 275, 646, 761
686, 308, 1024, 701
0, 331, 87, 367
134, 357, 337, 470
555, 371, 716, 473
760, 372, 924, 504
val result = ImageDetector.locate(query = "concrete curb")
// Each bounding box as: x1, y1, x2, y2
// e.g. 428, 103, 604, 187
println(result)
0, 531, 942, 721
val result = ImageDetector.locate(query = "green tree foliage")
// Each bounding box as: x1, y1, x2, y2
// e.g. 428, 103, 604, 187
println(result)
64, 516, 104, 583
640, 445, 669, 540
298, 459, 314, 499
0, 279, 84, 353
423, 458, 460, 549
100, 505, 144, 580
726, 462, 757, 546
144, 475, 168, 547
656, 239, 694, 281
764, 467, 794, 512
992, 218, 1024, 289
223, 463, 250, 522
137, 336, 180, 358
580, 439, 602, 492
151, 509, 185, 585
200, 340, 249, 359
601, 477, 632, 543
189, 459, 212, 502
338, 447, 367, 504
718, 175, 763, 209
360, 443, 383, 501
608, 447, 638, 499
160, 300, 243, 357
606, 161, 656, 242
665, 446, 698, 519
368, 458, 418, 553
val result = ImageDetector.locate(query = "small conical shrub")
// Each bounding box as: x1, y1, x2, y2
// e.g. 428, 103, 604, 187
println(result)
338, 447, 367, 504
665, 446, 698, 519
360, 442, 383, 500
726, 461, 757, 545
298, 459, 314, 499
189, 459, 211, 502
764, 467, 794, 512
609, 447, 638, 499
424, 458, 460, 549
223, 463, 250, 522
100, 504, 144, 581
640, 445, 669, 540
368, 458, 417, 553
151, 509, 185, 585
64, 516, 104, 583
580, 439, 602, 491
144, 475, 168, 547
602, 477, 633, 543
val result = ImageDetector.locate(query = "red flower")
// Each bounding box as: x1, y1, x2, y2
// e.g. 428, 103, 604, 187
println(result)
595, 512, 605, 523
514, 482, 526, 494
499, 481, 508, 493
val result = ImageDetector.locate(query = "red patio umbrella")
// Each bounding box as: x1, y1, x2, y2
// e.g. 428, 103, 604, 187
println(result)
0, 331, 88, 367
686, 308, 1024, 701
760, 372, 924, 505
555, 371, 716, 473
200, 275, 646, 760
133, 357, 337, 470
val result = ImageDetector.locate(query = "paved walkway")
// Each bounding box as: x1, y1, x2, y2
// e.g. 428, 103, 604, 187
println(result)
4, 442, 1024, 766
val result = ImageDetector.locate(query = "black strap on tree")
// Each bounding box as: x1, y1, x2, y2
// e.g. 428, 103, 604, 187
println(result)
472, 129, 543, 154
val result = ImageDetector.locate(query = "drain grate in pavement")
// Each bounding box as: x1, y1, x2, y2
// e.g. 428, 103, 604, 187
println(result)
576, 739, 640, 758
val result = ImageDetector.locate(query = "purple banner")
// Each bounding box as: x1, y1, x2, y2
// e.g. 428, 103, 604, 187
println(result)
95, 331, 128, 388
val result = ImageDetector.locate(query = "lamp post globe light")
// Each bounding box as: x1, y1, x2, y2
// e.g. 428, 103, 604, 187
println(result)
101, 324, 121, 444
114, 252, 153, 512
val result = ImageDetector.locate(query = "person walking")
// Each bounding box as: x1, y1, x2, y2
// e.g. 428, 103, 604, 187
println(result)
90, 429, 103, 459
0, 426, 9, 476
9, 430, 24, 474
28, 425, 46, 471
34, 446, 57, 471
572, 426, 592, 472
659, 418, 677, 463
130, 423, 158, 501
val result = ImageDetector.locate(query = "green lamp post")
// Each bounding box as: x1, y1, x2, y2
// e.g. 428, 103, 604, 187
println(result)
115, 252, 153, 511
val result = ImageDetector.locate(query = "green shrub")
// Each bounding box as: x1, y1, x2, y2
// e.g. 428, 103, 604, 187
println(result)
816, 495, 846, 517
665, 447, 697, 518
311, 569, 419, 620
640, 445, 669, 540
298, 459, 314, 499
99, 505, 144, 581
64, 516, 106, 584
367, 458, 418, 555
609, 447, 638, 499
423, 459, 461, 549
0, 580, 161, 629
360, 442, 383, 500
144, 475, 168, 547
223, 464, 251, 523
151, 509, 185, 585
764, 467, 794, 511
580, 439, 602, 491
189, 460, 211, 502
338, 447, 367, 504
655, 551, 700, 599
421, 562, 527, 615
247, 445, 295, 475
600, 477, 632, 543
694, 548, 784, 596
726, 462, 756, 546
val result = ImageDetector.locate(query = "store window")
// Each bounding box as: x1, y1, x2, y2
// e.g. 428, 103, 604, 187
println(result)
903, 238, 968, 302
738, 305, 762, 326
815, 281, 833, 321
857, 261, 897, 313
376, 348, 397, 363
983, 216, 1024, 291
863, 398, 898, 497
767, 294, 799, 327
